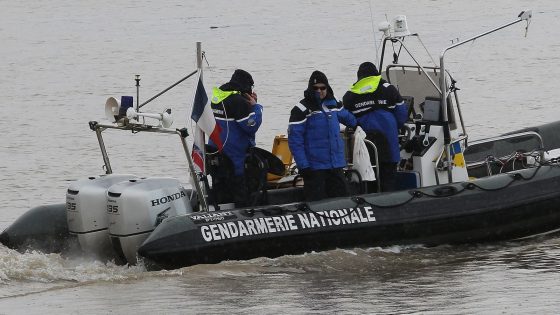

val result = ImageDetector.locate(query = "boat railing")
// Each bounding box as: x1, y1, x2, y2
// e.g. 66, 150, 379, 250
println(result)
464, 131, 544, 177
363, 139, 381, 193
465, 131, 544, 162
88, 120, 208, 211
438, 10, 532, 183
88, 122, 190, 174
342, 129, 381, 193
385, 64, 467, 138
381, 11, 532, 184
384, 63, 441, 96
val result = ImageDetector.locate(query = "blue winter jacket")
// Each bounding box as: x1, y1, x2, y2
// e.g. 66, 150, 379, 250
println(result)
288, 91, 357, 171
342, 76, 408, 163
209, 86, 263, 176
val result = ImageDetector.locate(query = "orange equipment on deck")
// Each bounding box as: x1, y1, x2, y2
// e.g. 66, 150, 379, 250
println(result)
267, 135, 293, 181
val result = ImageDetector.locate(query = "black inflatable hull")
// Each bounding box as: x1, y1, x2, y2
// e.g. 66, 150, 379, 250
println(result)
138, 165, 560, 270
0, 203, 76, 253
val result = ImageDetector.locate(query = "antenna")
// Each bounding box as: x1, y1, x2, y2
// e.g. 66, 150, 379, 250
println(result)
368, 0, 379, 65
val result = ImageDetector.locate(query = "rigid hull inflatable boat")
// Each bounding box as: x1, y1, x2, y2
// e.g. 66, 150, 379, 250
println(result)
138, 165, 560, 269
3, 10, 560, 269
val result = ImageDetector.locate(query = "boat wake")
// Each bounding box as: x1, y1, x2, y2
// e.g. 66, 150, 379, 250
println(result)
172, 244, 429, 278
0, 244, 148, 299
0, 246, 145, 284
2, 234, 559, 299
0, 243, 422, 287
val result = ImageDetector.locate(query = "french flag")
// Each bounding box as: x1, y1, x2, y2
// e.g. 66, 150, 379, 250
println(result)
191, 74, 222, 172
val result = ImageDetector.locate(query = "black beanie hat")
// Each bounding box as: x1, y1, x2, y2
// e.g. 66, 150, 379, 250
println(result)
308, 70, 330, 89
305, 70, 335, 101
357, 62, 379, 80
229, 69, 254, 93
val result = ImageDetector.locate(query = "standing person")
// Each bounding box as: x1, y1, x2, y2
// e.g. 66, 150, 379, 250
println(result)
208, 69, 263, 207
288, 70, 357, 201
342, 62, 408, 192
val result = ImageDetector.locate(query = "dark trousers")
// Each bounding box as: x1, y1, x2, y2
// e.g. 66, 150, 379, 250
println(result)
302, 168, 349, 202
365, 132, 398, 193
213, 175, 250, 208
379, 162, 397, 192
365, 162, 397, 193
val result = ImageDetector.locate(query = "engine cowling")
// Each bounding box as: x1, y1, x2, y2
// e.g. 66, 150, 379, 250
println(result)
106, 177, 193, 265
66, 174, 137, 258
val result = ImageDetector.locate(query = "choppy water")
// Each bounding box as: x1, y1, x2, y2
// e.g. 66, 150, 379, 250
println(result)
1, 0, 560, 313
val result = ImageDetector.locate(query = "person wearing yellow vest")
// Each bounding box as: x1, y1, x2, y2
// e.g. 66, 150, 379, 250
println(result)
342, 62, 408, 192
208, 69, 263, 207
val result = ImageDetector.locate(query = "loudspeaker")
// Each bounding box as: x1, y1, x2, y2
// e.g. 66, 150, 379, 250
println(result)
104, 97, 120, 122
126, 108, 173, 128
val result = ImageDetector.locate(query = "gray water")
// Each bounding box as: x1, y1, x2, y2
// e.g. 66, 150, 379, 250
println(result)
1, 0, 560, 313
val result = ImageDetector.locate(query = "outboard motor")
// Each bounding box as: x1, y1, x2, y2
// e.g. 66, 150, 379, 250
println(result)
66, 174, 137, 258
106, 177, 193, 265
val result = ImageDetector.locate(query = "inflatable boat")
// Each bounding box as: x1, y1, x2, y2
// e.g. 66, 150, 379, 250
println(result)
138, 164, 560, 269
4, 10, 560, 270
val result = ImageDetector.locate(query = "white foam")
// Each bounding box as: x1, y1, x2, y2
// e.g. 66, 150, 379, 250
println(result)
0, 245, 146, 284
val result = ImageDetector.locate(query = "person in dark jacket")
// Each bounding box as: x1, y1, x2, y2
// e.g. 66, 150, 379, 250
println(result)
342, 62, 408, 192
208, 69, 263, 207
288, 70, 357, 201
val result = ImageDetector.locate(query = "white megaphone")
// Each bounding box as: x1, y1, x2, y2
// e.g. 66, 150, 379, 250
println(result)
104, 97, 120, 122
126, 107, 173, 128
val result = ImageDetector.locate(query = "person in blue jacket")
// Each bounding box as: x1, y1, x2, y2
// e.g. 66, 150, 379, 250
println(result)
209, 69, 263, 207
288, 70, 357, 201
342, 62, 408, 192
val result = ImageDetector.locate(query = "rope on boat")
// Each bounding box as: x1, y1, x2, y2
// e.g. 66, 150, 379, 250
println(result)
350, 163, 560, 210
295, 203, 365, 221
241, 155, 560, 219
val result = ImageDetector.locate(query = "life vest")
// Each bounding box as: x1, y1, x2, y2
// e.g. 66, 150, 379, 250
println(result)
211, 87, 240, 104
349, 75, 382, 95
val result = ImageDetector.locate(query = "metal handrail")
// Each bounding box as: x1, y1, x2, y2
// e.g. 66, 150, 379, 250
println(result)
89, 121, 208, 212
439, 10, 532, 183
385, 63, 441, 94
363, 139, 381, 193
467, 131, 543, 148
465, 131, 545, 168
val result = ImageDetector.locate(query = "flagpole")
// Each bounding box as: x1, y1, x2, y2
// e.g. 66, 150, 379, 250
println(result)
196, 42, 206, 176
181, 42, 210, 213
178, 127, 208, 212
195, 42, 211, 212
